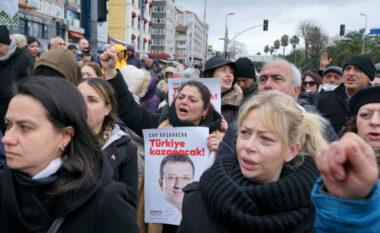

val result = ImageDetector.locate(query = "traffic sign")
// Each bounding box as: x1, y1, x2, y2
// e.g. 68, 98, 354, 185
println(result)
369, 28, 380, 35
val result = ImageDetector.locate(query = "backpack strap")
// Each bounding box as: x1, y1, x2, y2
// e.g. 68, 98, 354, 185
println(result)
47, 216, 66, 233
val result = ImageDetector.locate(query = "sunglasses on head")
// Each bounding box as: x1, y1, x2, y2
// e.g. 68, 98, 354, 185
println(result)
302, 81, 316, 87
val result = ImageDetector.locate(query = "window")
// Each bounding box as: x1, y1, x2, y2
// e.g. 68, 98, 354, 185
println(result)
55, 4, 63, 19
29, 0, 41, 9
153, 6, 164, 12
152, 17, 164, 24
131, 17, 134, 27
153, 39, 164, 46
44, 1, 52, 16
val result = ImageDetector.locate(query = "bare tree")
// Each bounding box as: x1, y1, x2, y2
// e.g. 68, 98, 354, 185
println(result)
298, 20, 329, 61
229, 41, 248, 60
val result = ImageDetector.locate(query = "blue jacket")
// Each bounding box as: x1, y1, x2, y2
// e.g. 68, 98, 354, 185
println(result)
126, 45, 141, 68
312, 177, 380, 233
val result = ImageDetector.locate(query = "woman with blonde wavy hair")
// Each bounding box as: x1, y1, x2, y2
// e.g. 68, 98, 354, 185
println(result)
178, 90, 327, 233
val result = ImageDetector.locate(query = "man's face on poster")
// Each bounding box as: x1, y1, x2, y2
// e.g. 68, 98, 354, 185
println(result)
159, 161, 194, 210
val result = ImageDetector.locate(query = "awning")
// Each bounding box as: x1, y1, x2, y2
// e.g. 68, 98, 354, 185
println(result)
138, 15, 140, 20
145, 0, 148, 3
147, 53, 172, 60
149, 2, 153, 7
132, 12, 136, 17
69, 31, 85, 39
144, 38, 147, 43
144, 18, 147, 23
131, 34, 136, 39
149, 21, 152, 25
149, 39, 152, 44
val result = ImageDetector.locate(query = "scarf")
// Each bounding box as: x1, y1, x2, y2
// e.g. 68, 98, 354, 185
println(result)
199, 154, 319, 233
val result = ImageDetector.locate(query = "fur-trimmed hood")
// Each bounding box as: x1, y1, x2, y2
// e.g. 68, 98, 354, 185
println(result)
221, 84, 243, 107
10, 34, 27, 48
119, 65, 152, 99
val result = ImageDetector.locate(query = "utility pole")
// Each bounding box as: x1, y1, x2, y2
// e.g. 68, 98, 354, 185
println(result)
139, 0, 145, 59
90, 0, 98, 55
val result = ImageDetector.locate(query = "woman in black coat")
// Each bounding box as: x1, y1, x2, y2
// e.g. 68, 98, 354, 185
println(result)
0, 76, 138, 233
178, 90, 328, 233
78, 78, 138, 208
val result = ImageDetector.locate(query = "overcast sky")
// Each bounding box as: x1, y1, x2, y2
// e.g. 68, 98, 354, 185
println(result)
175, 0, 380, 56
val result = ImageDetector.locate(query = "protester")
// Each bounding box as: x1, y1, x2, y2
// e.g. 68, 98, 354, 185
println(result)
302, 71, 322, 93
80, 62, 102, 78
67, 44, 77, 54
235, 57, 257, 102
33, 48, 82, 85
26, 36, 40, 59
178, 90, 327, 233
113, 44, 128, 69
0, 76, 139, 232
99, 48, 225, 233
312, 132, 379, 232
182, 67, 200, 79
10, 33, 27, 49
49, 36, 65, 50
340, 85, 380, 176
371, 63, 380, 86
319, 66, 343, 91
203, 55, 243, 124
218, 59, 338, 158
126, 45, 141, 68
317, 54, 376, 134
78, 47, 92, 65
0, 26, 34, 133
78, 78, 138, 208
157, 66, 175, 94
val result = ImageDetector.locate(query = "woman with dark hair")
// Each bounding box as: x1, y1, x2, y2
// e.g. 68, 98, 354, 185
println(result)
203, 56, 243, 124
78, 78, 138, 208
99, 48, 225, 233
301, 71, 322, 93
26, 36, 40, 59
0, 76, 138, 233
178, 90, 328, 233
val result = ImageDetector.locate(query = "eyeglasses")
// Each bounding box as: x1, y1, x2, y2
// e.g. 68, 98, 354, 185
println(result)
163, 175, 193, 182
302, 81, 316, 87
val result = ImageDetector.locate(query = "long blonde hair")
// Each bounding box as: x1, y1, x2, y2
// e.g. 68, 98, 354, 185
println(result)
238, 90, 327, 167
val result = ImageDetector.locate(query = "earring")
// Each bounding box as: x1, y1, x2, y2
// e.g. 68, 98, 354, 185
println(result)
59, 145, 65, 152
201, 115, 205, 120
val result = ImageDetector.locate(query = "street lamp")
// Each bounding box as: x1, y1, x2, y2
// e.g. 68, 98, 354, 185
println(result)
360, 13, 367, 55
223, 12, 234, 58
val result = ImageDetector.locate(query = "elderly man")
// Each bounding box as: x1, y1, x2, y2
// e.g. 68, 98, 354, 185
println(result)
75, 39, 99, 64
316, 54, 375, 133
217, 59, 338, 158
371, 63, 380, 86
49, 36, 65, 50
319, 66, 343, 92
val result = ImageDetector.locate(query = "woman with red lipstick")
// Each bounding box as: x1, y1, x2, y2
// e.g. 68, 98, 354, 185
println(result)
178, 90, 327, 233
0, 77, 139, 232
341, 85, 380, 177
203, 56, 243, 124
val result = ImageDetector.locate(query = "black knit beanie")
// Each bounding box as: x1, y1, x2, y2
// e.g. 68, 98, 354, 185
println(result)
349, 86, 380, 115
235, 57, 255, 79
0, 26, 11, 45
343, 54, 376, 81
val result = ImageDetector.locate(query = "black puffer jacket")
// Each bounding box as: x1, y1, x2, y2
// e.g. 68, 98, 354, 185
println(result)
178, 154, 318, 233
0, 158, 139, 233
0, 39, 34, 132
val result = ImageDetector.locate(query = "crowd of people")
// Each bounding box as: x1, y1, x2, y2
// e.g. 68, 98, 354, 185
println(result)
0, 24, 379, 233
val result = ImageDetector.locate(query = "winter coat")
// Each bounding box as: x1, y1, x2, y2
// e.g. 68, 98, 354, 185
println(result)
126, 45, 141, 68
113, 44, 128, 70
141, 74, 160, 113
0, 38, 34, 133
217, 100, 338, 158
0, 131, 4, 169
221, 84, 243, 124
241, 83, 258, 104
0, 158, 139, 233
316, 83, 351, 134
34, 49, 82, 85
102, 124, 138, 209
178, 153, 318, 233
108, 70, 223, 138
312, 177, 380, 233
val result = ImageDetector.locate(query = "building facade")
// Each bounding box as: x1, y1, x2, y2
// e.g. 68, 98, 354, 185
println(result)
150, 0, 175, 59
10, 0, 85, 49
108, 0, 152, 53
175, 7, 208, 65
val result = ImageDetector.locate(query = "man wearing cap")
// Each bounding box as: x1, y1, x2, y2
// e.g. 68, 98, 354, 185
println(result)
371, 63, 380, 86
0, 26, 34, 133
316, 54, 376, 134
126, 45, 141, 68
67, 44, 77, 54
319, 66, 343, 92
235, 57, 257, 102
